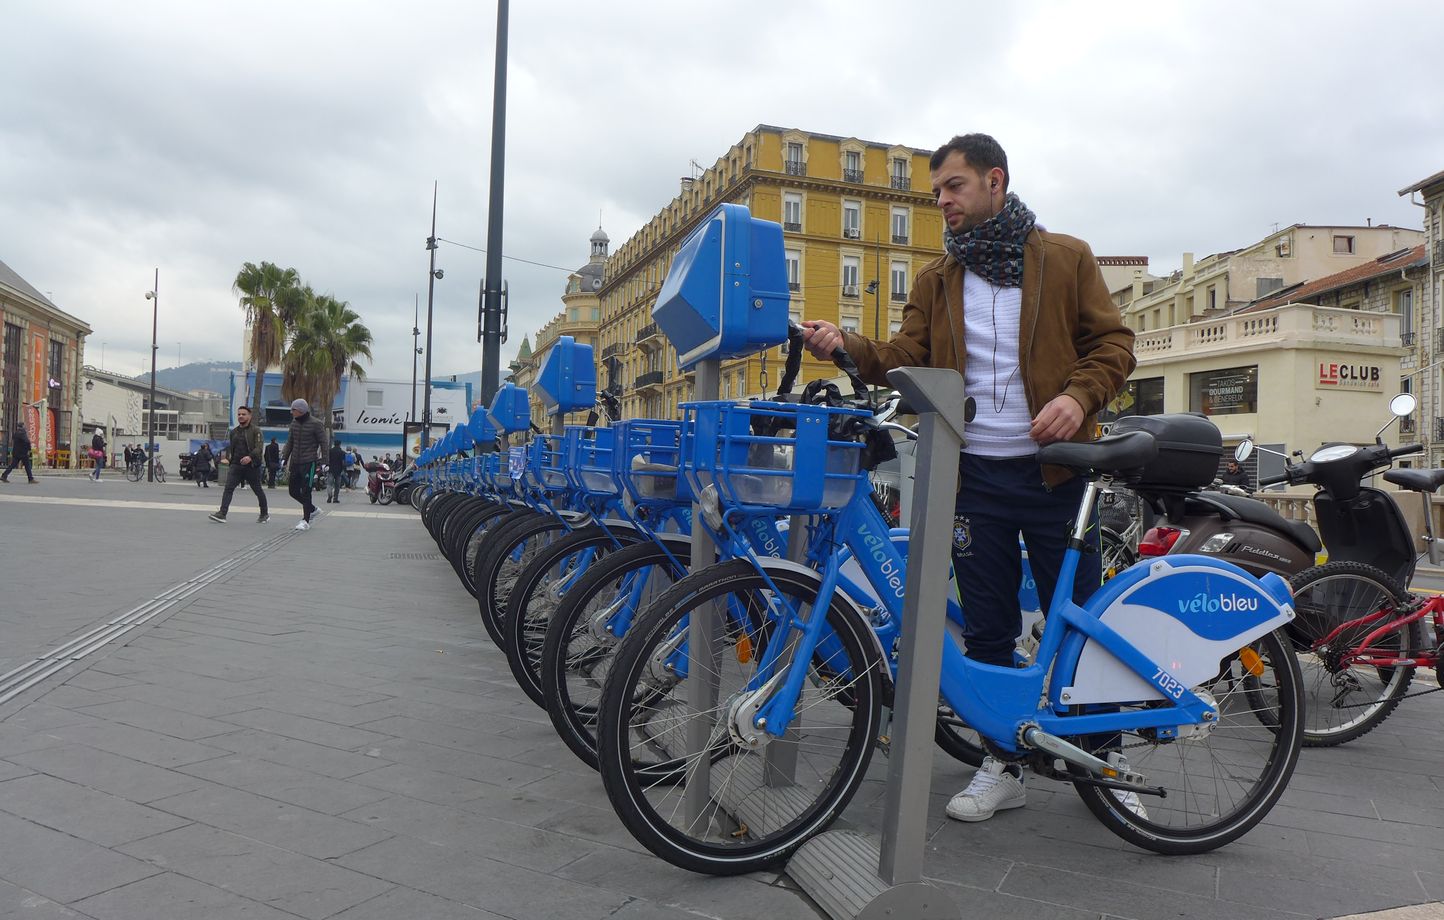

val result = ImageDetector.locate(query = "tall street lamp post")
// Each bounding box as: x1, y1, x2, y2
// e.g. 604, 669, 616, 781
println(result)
421, 182, 443, 448
144, 269, 159, 483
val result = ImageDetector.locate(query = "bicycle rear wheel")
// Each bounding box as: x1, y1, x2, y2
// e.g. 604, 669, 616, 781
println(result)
596, 559, 884, 875
1287, 562, 1419, 746
1070, 627, 1302, 854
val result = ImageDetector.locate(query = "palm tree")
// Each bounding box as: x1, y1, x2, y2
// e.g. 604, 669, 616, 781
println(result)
283, 293, 373, 435
233, 261, 301, 417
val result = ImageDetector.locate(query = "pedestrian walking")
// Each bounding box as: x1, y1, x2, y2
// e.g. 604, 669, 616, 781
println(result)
193, 443, 214, 488
90, 429, 107, 481
282, 399, 325, 531
0, 423, 36, 483
264, 437, 281, 488
208, 406, 269, 524
326, 439, 346, 503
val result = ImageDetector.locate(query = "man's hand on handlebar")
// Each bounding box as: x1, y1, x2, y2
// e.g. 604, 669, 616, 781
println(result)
799, 320, 844, 360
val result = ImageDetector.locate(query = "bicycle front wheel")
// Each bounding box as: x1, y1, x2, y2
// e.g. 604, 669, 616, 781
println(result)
596, 559, 884, 875
1070, 627, 1302, 854
126, 465, 142, 483
1288, 562, 1419, 746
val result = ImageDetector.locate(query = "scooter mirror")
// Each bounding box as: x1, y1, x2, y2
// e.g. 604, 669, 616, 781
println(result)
1234, 439, 1254, 463
1389, 393, 1417, 417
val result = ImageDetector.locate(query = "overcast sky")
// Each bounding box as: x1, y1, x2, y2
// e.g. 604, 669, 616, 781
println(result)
2, 1, 1440, 383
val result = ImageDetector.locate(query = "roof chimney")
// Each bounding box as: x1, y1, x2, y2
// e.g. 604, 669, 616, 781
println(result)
1182, 252, 1194, 278
1131, 270, 1144, 303
680, 176, 695, 196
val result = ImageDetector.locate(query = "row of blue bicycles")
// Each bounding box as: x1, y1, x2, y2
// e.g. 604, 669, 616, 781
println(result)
397, 330, 1309, 878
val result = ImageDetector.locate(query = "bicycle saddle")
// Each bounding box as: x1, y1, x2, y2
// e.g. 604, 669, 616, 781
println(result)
1383, 468, 1444, 493
1036, 430, 1157, 477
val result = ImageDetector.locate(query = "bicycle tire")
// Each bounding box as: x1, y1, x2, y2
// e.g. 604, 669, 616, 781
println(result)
154, 462, 167, 483
596, 558, 883, 875
503, 526, 643, 708
125, 465, 142, 483
1287, 562, 1419, 746
474, 512, 567, 649
460, 506, 523, 600
542, 537, 692, 771
441, 500, 500, 580
1070, 626, 1303, 854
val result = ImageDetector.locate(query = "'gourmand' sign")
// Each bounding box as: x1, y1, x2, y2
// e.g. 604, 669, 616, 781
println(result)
1316, 361, 1382, 392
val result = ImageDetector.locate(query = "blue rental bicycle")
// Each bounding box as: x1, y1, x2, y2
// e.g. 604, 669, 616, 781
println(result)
594, 366, 1304, 874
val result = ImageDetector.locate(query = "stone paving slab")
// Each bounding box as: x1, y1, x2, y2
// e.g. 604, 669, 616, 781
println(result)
0, 480, 1440, 919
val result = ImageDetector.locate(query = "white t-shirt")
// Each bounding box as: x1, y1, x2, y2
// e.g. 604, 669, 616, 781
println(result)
961, 269, 1035, 458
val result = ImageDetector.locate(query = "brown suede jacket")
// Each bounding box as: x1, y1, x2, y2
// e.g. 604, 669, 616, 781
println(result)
841, 228, 1136, 485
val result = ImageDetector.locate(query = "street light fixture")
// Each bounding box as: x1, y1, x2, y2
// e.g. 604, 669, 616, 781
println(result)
144, 270, 159, 483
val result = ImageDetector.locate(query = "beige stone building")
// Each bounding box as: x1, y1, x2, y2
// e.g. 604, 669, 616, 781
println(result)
0, 258, 91, 469
597, 125, 943, 420
1397, 168, 1444, 466
1117, 224, 1424, 334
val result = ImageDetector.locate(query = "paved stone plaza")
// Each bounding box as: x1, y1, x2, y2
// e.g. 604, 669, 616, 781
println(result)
0, 474, 1441, 920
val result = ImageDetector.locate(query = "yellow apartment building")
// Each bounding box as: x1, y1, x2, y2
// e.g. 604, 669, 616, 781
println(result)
596, 125, 944, 420
511, 228, 607, 427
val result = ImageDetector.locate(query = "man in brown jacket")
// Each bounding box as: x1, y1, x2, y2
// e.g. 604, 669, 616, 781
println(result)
802, 133, 1136, 823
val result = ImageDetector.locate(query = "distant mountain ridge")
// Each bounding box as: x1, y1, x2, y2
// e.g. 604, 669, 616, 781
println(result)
133, 361, 243, 394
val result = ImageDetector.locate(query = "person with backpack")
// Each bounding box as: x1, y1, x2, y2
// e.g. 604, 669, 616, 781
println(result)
90, 429, 107, 481
264, 437, 281, 488
192, 443, 214, 488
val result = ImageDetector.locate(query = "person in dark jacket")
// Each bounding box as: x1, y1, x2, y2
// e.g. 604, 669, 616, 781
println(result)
264, 437, 281, 488
1, 424, 36, 483
1220, 460, 1252, 491
209, 406, 269, 523
282, 398, 326, 530
193, 444, 214, 487
326, 439, 346, 503
90, 430, 107, 481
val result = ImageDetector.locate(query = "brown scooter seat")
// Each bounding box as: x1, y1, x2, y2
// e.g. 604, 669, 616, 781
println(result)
1383, 468, 1444, 493
1195, 492, 1323, 555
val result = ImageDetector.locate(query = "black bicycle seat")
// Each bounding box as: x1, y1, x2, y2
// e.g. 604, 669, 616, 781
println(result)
1383, 468, 1444, 493
1037, 430, 1157, 476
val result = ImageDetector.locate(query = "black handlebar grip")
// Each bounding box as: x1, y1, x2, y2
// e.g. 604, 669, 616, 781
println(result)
1391, 443, 1425, 457
1258, 472, 1290, 487
776, 323, 805, 397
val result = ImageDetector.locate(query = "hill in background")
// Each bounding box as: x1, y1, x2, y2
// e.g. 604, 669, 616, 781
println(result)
134, 361, 243, 394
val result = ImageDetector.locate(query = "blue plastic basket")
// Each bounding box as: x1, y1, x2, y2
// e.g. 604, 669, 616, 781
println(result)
682, 400, 869, 513
567, 426, 620, 497
526, 435, 568, 491
613, 419, 693, 505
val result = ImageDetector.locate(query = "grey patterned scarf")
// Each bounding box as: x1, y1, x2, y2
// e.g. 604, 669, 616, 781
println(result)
942, 192, 1036, 287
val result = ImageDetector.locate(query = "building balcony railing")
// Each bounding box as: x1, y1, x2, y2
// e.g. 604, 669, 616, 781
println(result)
891, 291, 907, 303
890, 175, 910, 190
1434, 240, 1444, 267
784, 161, 806, 176
636, 370, 664, 389
1399, 416, 1416, 435
1401, 331, 1416, 347
1132, 303, 1404, 362
783, 221, 802, 233
602, 343, 626, 359
892, 233, 909, 245
789, 282, 801, 293
637, 322, 665, 353
843, 168, 865, 183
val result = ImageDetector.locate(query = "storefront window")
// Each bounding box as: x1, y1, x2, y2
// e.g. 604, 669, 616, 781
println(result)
1102, 377, 1164, 421
1189, 365, 1258, 416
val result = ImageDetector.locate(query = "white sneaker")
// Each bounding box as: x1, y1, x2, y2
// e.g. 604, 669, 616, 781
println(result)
945, 756, 1026, 822
294, 520, 310, 531
1105, 753, 1148, 820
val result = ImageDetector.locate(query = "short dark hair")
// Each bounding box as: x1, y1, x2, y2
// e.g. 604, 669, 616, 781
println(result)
237, 405, 250, 412
929, 133, 1009, 192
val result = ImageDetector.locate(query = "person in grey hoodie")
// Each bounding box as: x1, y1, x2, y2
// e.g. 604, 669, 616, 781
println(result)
282, 398, 326, 530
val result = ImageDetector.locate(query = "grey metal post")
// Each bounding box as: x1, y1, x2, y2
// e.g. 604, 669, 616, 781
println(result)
785, 366, 964, 920
684, 359, 722, 826
422, 184, 439, 448
146, 268, 158, 483
876, 367, 966, 886
479, 0, 509, 409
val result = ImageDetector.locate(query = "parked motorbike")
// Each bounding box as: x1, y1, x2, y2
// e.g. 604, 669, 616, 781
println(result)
1236, 393, 1423, 588
1109, 413, 1322, 581
367, 462, 396, 505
